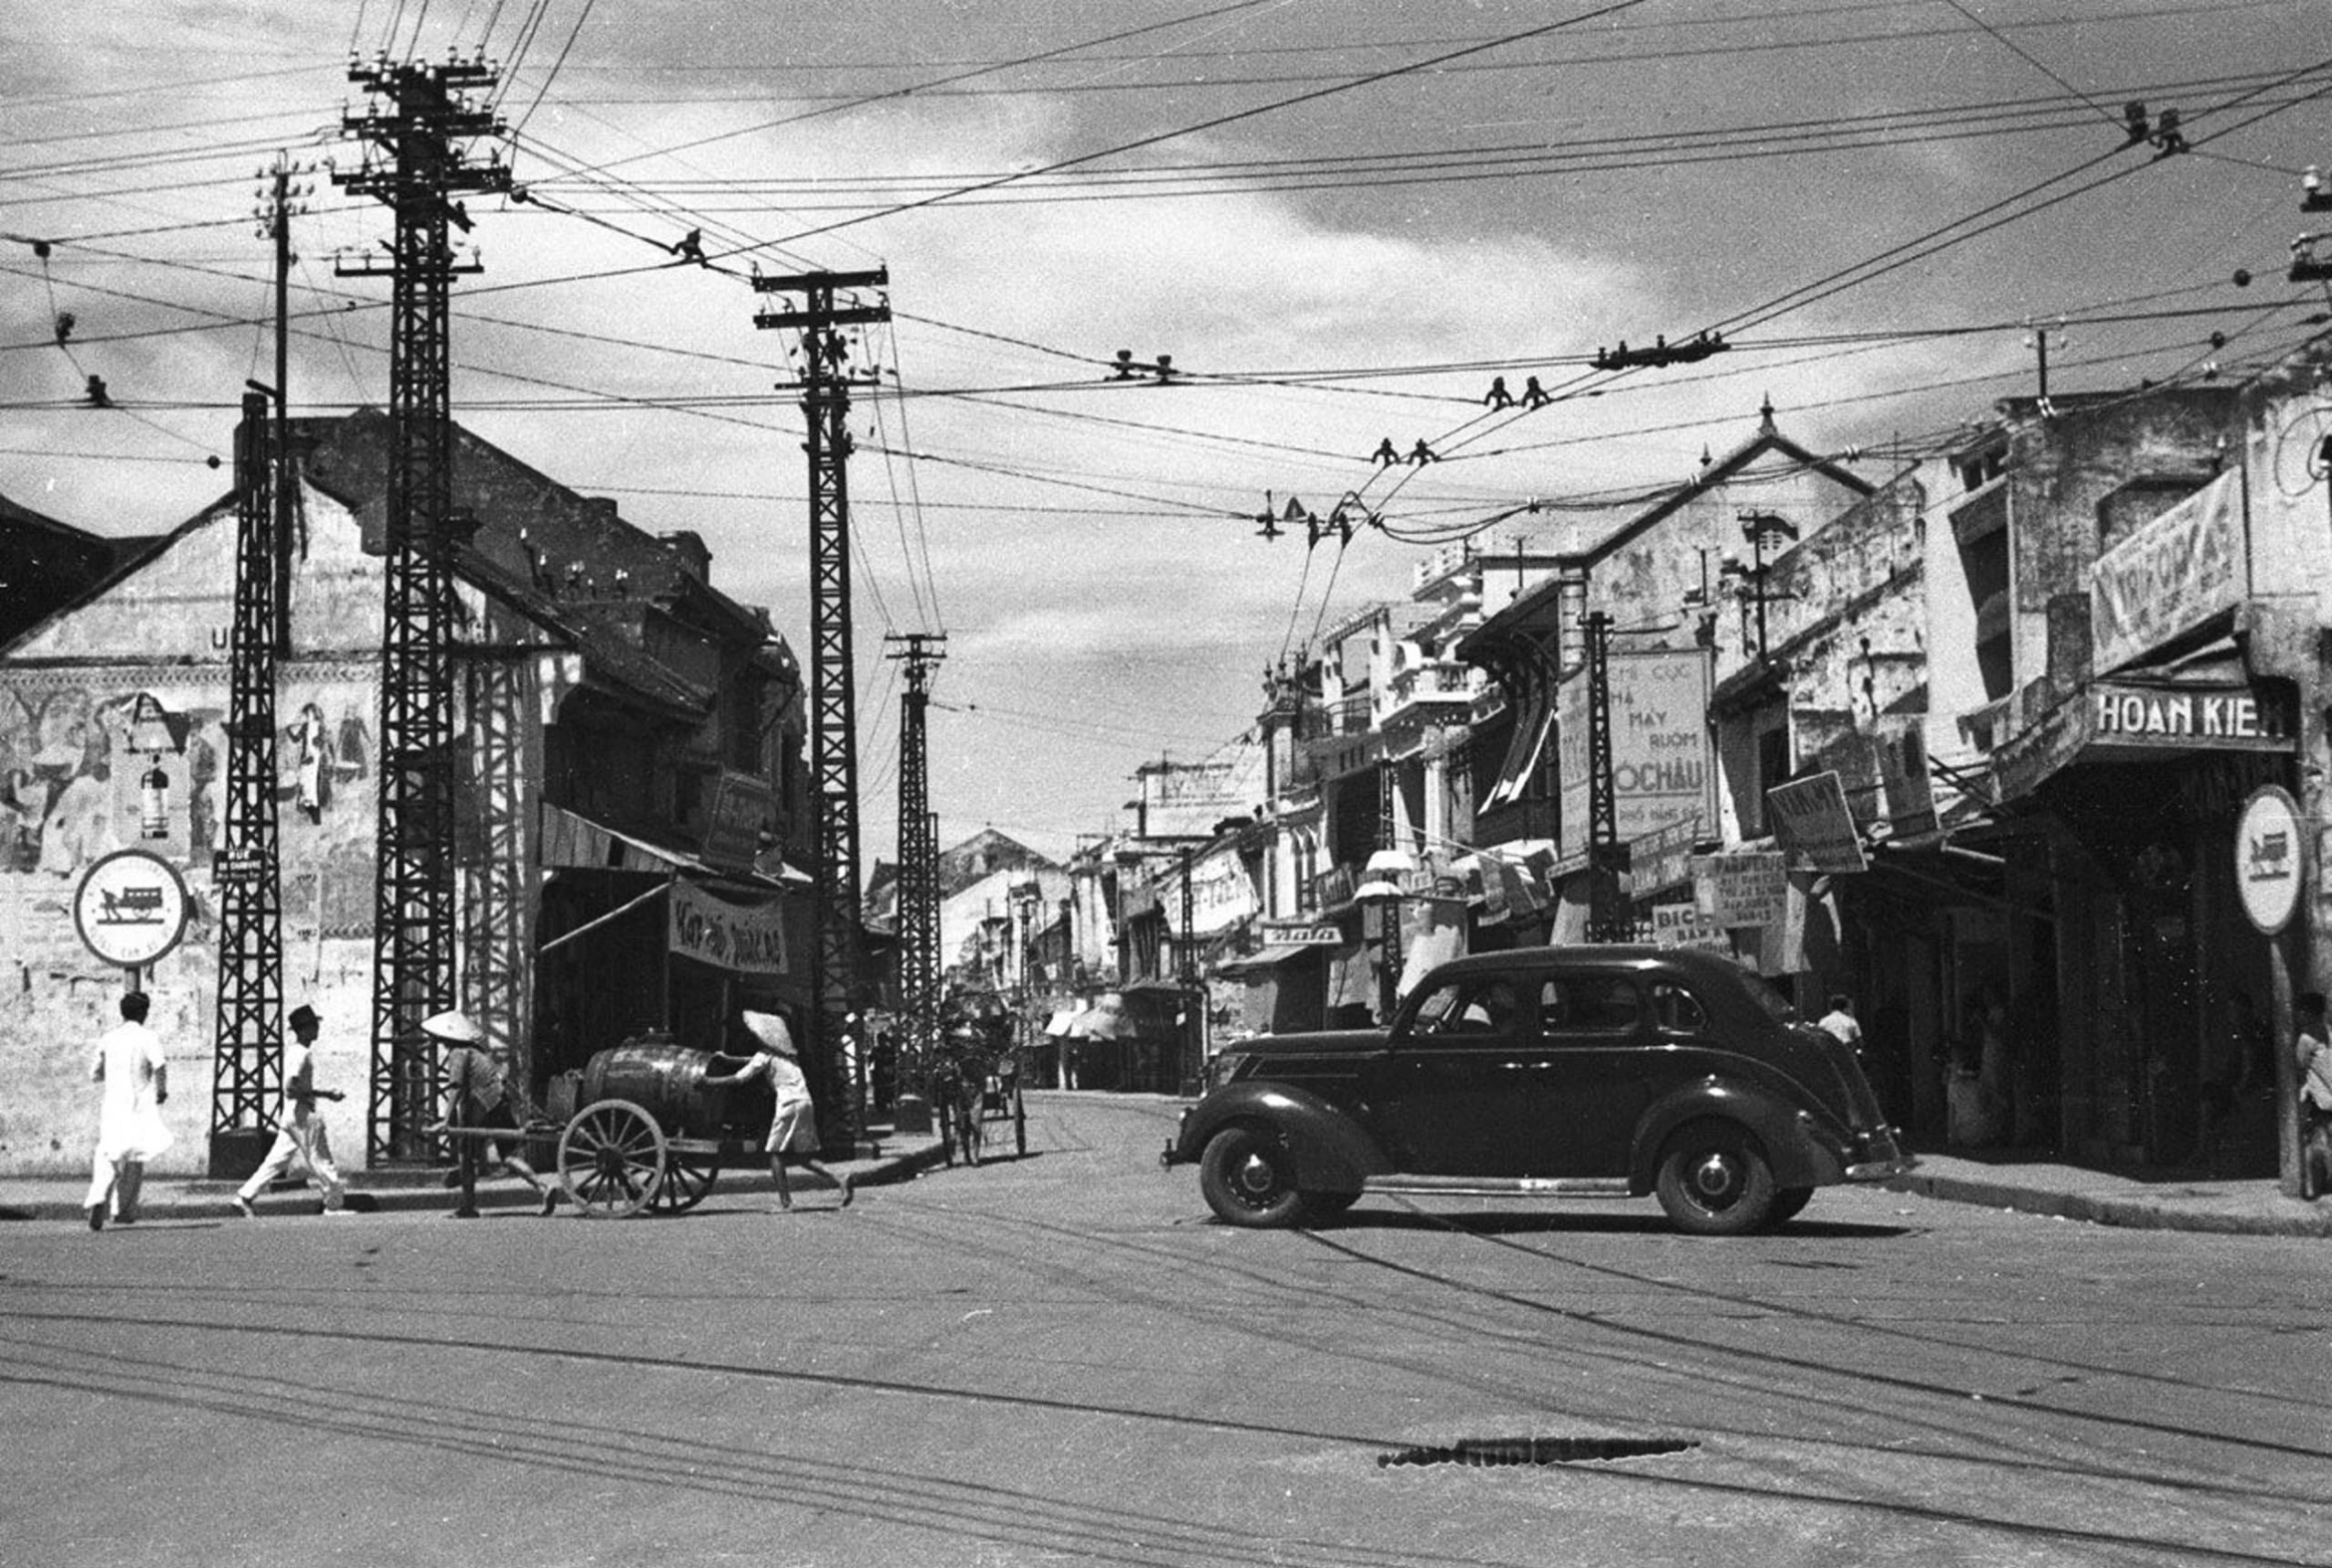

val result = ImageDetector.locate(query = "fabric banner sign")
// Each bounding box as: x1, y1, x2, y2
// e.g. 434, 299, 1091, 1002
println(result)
668, 880, 788, 974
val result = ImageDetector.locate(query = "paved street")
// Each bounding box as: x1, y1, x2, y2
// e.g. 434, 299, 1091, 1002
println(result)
7, 1091, 2329, 1567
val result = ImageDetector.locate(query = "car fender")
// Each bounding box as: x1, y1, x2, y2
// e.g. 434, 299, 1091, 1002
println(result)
1174, 1081, 1393, 1192
1630, 1077, 1846, 1192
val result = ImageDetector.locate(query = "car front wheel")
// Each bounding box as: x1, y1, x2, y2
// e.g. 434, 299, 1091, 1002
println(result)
1655, 1123, 1776, 1235
1198, 1126, 1309, 1228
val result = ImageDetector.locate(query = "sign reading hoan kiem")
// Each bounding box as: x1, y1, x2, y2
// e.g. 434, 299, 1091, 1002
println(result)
2089, 470, 2242, 674
2090, 680, 2292, 751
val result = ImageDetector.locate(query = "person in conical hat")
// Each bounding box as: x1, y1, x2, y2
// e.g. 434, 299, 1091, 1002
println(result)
422, 1008, 561, 1217
705, 1008, 854, 1211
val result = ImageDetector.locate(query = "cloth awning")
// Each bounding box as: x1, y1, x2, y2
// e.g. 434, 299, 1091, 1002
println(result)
1217, 941, 1336, 975
1481, 691, 1554, 809
542, 802, 798, 890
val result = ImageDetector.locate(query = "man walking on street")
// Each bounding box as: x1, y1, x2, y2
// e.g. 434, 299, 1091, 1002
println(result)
86, 991, 170, 1231
232, 1004, 351, 1218
423, 1009, 562, 1218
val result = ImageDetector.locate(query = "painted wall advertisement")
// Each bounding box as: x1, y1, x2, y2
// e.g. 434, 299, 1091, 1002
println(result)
1556, 648, 1715, 857
1137, 743, 1267, 839
667, 880, 788, 974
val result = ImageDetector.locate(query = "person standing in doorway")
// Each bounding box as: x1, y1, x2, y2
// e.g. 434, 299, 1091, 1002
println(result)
1817, 994, 1863, 1056
2295, 991, 2332, 1196
232, 1004, 351, 1218
86, 991, 171, 1230
423, 1009, 562, 1218
705, 1009, 854, 1211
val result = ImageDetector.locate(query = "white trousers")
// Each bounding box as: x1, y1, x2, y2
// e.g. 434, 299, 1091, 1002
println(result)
237, 1118, 347, 1209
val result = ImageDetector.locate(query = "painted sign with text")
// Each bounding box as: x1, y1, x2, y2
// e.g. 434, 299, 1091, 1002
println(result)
1691, 851, 1789, 928
1765, 772, 1869, 873
667, 881, 789, 975
2089, 470, 2241, 675
1556, 648, 1715, 856
2090, 681, 2292, 752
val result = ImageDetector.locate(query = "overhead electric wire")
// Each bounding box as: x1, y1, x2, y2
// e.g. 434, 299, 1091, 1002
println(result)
536, 0, 2286, 101
765, 0, 1655, 250
521, 0, 1289, 197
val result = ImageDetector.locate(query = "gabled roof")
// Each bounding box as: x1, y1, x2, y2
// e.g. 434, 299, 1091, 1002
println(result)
1579, 410, 1874, 570
1461, 410, 1874, 654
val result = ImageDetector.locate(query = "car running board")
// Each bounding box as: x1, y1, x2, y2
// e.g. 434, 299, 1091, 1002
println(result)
1361, 1176, 1634, 1199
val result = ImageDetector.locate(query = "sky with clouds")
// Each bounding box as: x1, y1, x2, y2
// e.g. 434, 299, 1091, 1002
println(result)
5, 0, 2330, 864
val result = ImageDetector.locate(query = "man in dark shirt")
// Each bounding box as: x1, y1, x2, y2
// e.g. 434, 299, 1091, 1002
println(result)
423, 1008, 561, 1217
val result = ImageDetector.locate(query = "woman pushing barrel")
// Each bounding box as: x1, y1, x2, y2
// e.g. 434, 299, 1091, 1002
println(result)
705, 1008, 855, 1211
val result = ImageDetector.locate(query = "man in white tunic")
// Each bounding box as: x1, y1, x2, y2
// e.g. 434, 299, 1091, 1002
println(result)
232, 1003, 350, 1217
86, 991, 171, 1230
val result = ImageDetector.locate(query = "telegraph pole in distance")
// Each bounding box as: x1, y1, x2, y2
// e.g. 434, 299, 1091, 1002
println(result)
885, 630, 945, 1123
336, 53, 509, 1164
756, 267, 890, 1155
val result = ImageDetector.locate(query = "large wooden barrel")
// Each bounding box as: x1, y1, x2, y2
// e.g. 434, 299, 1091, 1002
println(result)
579, 1033, 742, 1139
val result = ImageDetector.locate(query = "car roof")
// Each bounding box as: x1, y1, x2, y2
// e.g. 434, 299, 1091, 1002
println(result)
1424, 945, 1753, 985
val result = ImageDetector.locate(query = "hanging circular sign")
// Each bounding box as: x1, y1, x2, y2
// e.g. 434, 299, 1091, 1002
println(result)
2234, 785, 2306, 935
72, 849, 190, 968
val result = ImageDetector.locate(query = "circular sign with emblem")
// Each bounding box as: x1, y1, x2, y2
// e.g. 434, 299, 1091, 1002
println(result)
2234, 785, 2306, 935
72, 848, 190, 968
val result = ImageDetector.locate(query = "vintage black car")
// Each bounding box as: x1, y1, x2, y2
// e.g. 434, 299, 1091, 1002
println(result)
1165, 945, 1912, 1234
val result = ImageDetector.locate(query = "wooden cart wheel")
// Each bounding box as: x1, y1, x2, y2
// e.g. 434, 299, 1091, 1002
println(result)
648, 1154, 719, 1214
558, 1098, 667, 1218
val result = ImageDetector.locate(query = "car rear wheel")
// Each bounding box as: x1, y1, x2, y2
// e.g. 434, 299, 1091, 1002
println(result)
1766, 1185, 1814, 1229
1199, 1126, 1309, 1228
1655, 1123, 1775, 1235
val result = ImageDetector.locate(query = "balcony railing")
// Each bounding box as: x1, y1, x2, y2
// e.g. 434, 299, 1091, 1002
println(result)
1382, 660, 1474, 718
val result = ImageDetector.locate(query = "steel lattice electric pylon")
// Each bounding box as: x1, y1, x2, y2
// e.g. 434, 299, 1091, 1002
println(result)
336, 56, 509, 1163
209, 390, 286, 1172
755, 268, 891, 1152
886, 632, 946, 1098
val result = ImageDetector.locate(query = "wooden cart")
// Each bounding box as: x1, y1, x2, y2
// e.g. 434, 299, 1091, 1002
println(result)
527, 1034, 777, 1218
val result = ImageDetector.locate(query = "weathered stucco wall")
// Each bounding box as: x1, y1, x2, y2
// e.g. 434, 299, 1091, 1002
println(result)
0, 480, 386, 1175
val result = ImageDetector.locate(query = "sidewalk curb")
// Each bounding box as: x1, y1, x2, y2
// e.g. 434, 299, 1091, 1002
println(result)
1886, 1170, 2332, 1238
0, 1136, 956, 1224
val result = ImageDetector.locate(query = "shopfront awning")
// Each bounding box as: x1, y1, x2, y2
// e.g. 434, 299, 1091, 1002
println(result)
1481, 691, 1554, 810
542, 802, 803, 890
1217, 941, 1336, 975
